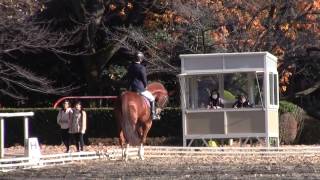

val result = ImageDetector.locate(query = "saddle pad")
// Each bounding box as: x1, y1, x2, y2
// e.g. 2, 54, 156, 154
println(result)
142, 96, 150, 107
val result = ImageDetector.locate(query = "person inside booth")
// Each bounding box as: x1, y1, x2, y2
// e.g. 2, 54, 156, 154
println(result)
207, 90, 224, 109
233, 94, 253, 108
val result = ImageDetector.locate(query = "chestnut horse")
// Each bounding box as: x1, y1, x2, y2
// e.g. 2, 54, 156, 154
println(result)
114, 82, 168, 160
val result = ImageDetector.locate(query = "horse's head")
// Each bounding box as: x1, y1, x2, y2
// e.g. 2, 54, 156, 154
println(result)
146, 82, 168, 109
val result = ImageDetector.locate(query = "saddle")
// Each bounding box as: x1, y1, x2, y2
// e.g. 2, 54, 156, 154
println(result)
129, 91, 151, 108
129, 91, 160, 120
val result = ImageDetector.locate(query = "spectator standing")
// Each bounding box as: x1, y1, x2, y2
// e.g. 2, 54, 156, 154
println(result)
57, 100, 73, 153
69, 101, 87, 152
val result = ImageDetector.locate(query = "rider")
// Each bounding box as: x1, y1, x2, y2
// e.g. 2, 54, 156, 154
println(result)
127, 51, 159, 120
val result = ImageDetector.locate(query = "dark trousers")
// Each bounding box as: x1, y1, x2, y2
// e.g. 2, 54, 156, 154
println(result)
60, 129, 70, 152
72, 133, 84, 151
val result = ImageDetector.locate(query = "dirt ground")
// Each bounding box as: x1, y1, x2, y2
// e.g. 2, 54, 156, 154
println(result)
1, 157, 320, 179
2, 143, 320, 179
2, 153, 320, 179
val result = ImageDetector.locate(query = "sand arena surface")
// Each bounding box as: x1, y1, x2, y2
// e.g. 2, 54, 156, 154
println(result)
2, 145, 320, 179
2, 156, 320, 179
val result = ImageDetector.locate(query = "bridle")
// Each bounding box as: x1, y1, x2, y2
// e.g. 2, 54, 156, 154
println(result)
157, 94, 168, 108
150, 87, 168, 109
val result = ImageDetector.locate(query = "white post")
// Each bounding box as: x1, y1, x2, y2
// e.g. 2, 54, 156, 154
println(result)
191, 78, 198, 109
248, 73, 255, 104
0, 118, 4, 158
229, 139, 233, 146
24, 117, 29, 140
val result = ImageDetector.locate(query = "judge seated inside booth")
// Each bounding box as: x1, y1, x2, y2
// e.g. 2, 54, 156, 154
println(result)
178, 52, 279, 147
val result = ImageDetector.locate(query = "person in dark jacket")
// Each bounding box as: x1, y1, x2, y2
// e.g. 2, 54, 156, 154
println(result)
208, 90, 224, 109
233, 94, 252, 108
127, 51, 159, 120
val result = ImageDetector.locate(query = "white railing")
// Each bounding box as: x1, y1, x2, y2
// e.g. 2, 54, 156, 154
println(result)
2, 146, 320, 171
0, 148, 140, 171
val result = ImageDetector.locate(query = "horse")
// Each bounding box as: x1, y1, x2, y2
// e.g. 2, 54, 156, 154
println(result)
114, 82, 168, 160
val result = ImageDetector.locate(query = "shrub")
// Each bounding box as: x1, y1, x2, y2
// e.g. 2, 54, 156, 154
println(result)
279, 101, 301, 114
223, 90, 236, 101
0, 102, 311, 146
279, 101, 305, 144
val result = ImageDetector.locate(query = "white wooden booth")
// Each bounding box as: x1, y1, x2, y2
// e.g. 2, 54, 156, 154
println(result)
178, 52, 279, 147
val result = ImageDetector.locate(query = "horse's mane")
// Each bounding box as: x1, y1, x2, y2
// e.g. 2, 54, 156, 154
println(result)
147, 82, 168, 108
147, 82, 167, 95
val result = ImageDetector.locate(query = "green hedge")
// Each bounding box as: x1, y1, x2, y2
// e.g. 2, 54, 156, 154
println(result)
0, 108, 182, 146
0, 101, 309, 146
279, 101, 302, 114
223, 90, 236, 101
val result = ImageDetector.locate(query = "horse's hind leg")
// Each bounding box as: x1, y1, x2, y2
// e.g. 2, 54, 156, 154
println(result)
138, 124, 143, 138
141, 120, 152, 144
139, 143, 144, 160
119, 130, 126, 158
115, 105, 126, 159
138, 120, 152, 160
120, 132, 129, 161
125, 143, 129, 161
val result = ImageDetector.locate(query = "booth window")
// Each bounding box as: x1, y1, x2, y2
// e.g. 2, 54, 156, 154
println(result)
269, 73, 278, 105
224, 72, 264, 108
186, 75, 219, 109
185, 72, 264, 109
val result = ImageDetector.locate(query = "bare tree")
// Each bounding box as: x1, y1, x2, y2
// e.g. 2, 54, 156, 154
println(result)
105, 27, 179, 75
0, 0, 84, 99
0, 61, 76, 99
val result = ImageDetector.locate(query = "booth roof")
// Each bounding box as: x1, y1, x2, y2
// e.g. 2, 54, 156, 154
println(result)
179, 51, 277, 61
177, 70, 265, 76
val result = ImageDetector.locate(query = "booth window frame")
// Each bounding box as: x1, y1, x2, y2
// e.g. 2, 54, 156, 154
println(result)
182, 71, 265, 110
268, 72, 279, 107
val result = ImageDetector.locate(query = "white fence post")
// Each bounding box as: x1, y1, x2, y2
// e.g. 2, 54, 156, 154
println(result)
0, 118, 4, 158
24, 117, 29, 140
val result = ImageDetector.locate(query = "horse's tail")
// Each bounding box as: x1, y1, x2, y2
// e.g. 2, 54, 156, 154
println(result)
121, 93, 141, 146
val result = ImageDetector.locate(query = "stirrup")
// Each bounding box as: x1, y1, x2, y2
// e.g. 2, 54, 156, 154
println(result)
152, 114, 161, 120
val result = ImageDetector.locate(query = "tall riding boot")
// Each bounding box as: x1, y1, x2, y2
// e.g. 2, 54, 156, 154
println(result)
151, 101, 160, 120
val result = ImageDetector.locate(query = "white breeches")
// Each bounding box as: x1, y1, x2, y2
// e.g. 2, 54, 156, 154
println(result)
141, 90, 155, 102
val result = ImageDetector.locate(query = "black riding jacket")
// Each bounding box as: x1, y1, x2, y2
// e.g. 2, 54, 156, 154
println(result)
127, 62, 147, 92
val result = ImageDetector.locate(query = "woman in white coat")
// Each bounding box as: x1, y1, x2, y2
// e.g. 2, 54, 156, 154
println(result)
69, 101, 87, 152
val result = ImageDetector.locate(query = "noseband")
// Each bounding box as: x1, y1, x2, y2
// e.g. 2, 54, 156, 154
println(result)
156, 94, 168, 108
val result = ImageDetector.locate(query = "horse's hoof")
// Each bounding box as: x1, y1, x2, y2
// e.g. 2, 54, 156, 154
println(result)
122, 151, 125, 158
